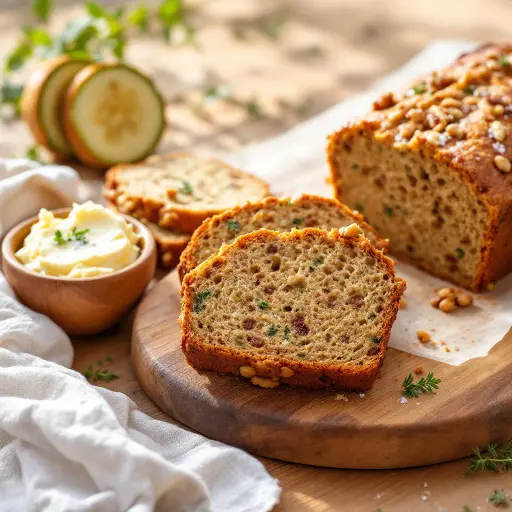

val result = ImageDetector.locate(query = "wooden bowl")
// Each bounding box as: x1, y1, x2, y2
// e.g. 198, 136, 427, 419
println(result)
1, 208, 157, 336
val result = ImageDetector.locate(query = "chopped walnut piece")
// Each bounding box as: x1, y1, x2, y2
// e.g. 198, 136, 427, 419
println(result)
439, 298, 457, 313
373, 92, 395, 111
490, 120, 507, 142
494, 155, 511, 173
416, 330, 431, 343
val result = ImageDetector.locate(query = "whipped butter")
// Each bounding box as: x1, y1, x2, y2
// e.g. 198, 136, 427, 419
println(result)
16, 201, 140, 278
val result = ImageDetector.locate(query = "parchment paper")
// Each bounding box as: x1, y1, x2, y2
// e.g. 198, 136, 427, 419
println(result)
227, 41, 512, 365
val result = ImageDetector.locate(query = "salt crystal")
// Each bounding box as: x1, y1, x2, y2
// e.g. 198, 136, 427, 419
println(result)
359, 393, 365, 399
400, 396, 408, 404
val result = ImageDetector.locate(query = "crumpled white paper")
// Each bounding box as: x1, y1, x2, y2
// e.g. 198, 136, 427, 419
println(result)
0, 269, 280, 512
0, 158, 84, 238
228, 40, 512, 365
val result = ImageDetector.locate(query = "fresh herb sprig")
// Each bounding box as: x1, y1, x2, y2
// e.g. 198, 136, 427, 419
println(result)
488, 489, 510, 507
467, 441, 512, 473
402, 372, 441, 398
83, 356, 118, 383
54, 227, 90, 246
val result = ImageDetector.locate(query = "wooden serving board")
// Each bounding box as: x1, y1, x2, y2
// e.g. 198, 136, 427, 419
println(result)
132, 270, 512, 469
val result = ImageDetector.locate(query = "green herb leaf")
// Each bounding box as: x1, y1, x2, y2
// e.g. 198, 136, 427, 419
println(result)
72, 227, 90, 245
257, 300, 269, 310
22, 26, 53, 47
488, 489, 509, 507
309, 256, 324, 270
32, 0, 53, 22
179, 180, 193, 195
25, 144, 45, 163
203, 85, 232, 103
501, 55, 510, 68
413, 82, 427, 95
456, 248, 465, 259
193, 290, 211, 313
267, 325, 279, 336
402, 372, 441, 398
247, 101, 262, 118
355, 203, 364, 212
371, 336, 381, 344
5, 42, 33, 73
297, 352, 306, 359
462, 507, 474, 512
383, 205, 394, 217
85, 1, 107, 18
227, 219, 241, 233
465, 84, 477, 95
54, 230, 67, 246
128, 6, 150, 32
283, 326, 291, 342
292, 218, 303, 226
467, 440, 512, 473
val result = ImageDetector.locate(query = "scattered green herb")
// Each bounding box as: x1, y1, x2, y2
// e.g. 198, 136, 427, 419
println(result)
267, 325, 279, 336
467, 441, 512, 473
203, 85, 232, 103
456, 248, 465, 259
0, 81, 23, 118
488, 489, 510, 507
25, 144, 45, 163
383, 205, 394, 217
412, 82, 427, 95
283, 326, 291, 342
292, 218, 303, 226
83, 357, 119, 383
72, 226, 90, 245
465, 84, 477, 95
193, 290, 211, 313
257, 300, 269, 310
54, 230, 67, 246
179, 180, 193, 195
309, 256, 324, 270
247, 101, 262, 118
501, 55, 510, 68
297, 352, 306, 359
402, 372, 441, 398
355, 203, 364, 212
227, 219, 241, 233
371, 336, 380, 344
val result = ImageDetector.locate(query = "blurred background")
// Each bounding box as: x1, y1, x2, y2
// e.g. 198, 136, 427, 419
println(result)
1, 0, 511, 159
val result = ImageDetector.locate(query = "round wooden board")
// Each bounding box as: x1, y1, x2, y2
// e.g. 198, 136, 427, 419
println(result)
132, 270, 512, 469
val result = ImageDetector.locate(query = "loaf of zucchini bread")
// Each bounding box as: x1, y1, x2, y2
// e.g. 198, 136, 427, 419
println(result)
327, 43, 512, 291
180, 228, 405, 391
178, 194, 387, 279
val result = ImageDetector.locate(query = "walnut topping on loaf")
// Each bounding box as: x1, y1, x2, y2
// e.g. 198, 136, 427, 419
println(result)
180, 228, 406, 391
328, 43, 512, 291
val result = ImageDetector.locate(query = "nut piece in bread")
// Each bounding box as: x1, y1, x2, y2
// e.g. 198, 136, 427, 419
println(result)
105, 153, 270, 233
178, 194, 387, 280
327, 43, 512, 291
180, 228, 406, 391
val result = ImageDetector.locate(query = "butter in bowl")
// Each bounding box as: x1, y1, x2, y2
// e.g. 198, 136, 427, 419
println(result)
1, 201, 156, 335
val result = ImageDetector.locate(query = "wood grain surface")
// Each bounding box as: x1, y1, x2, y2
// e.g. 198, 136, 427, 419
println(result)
2, 0, 512, 509
132, 269, 512, 469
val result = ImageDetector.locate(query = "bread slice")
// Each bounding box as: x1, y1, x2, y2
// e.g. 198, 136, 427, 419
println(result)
327, 43, 512, 291
104, 153, 270, 233
178, 194, 387, 280
180, 228, 405, 391
145, 221, 191, 270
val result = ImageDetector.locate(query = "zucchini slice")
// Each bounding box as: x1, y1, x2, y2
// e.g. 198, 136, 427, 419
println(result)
21, 56, 90, 159
64, 63, 165, 169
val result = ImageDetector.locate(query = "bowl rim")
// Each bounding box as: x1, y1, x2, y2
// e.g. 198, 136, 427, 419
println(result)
1, 207, 156, 283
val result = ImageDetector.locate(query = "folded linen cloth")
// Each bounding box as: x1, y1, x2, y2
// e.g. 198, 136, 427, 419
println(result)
0, 270, 280, 511
0, 158, 83, 238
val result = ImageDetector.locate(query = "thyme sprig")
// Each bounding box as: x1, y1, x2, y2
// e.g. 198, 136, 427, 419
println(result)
488, 489, 510, 507
83, 356, 118, 383
467, 441, 512, 473
402, 372, 440, 398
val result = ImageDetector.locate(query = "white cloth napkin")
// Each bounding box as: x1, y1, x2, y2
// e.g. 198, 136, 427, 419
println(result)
0, 158, 83, 238
0, 270, 280, 511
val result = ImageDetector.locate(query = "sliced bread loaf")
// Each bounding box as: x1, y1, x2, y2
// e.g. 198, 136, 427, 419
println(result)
104, 153, 270, 233
180, 227, 405, 391
178, 194, 387, 279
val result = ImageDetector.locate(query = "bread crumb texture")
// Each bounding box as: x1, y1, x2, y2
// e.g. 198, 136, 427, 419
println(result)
328, 43, 512, 291
180, 228, 405, 391
178, 194, 386, 279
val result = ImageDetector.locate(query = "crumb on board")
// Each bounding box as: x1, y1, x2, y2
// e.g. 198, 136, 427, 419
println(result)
414, 366, 423, 375
445, 347, 451, 352
440, 340, 446, 346
455, 347, 460, 351
416, 330, 431, 343
335, 393, 348, 402
399, 298, 406, 309
430, 341, 438, 347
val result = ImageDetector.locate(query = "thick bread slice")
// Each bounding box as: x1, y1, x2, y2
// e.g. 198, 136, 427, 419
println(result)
180, 228, 405, 391
178, 194, 387, 279
104, 153, 270, 233
144, 221, 191, 270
